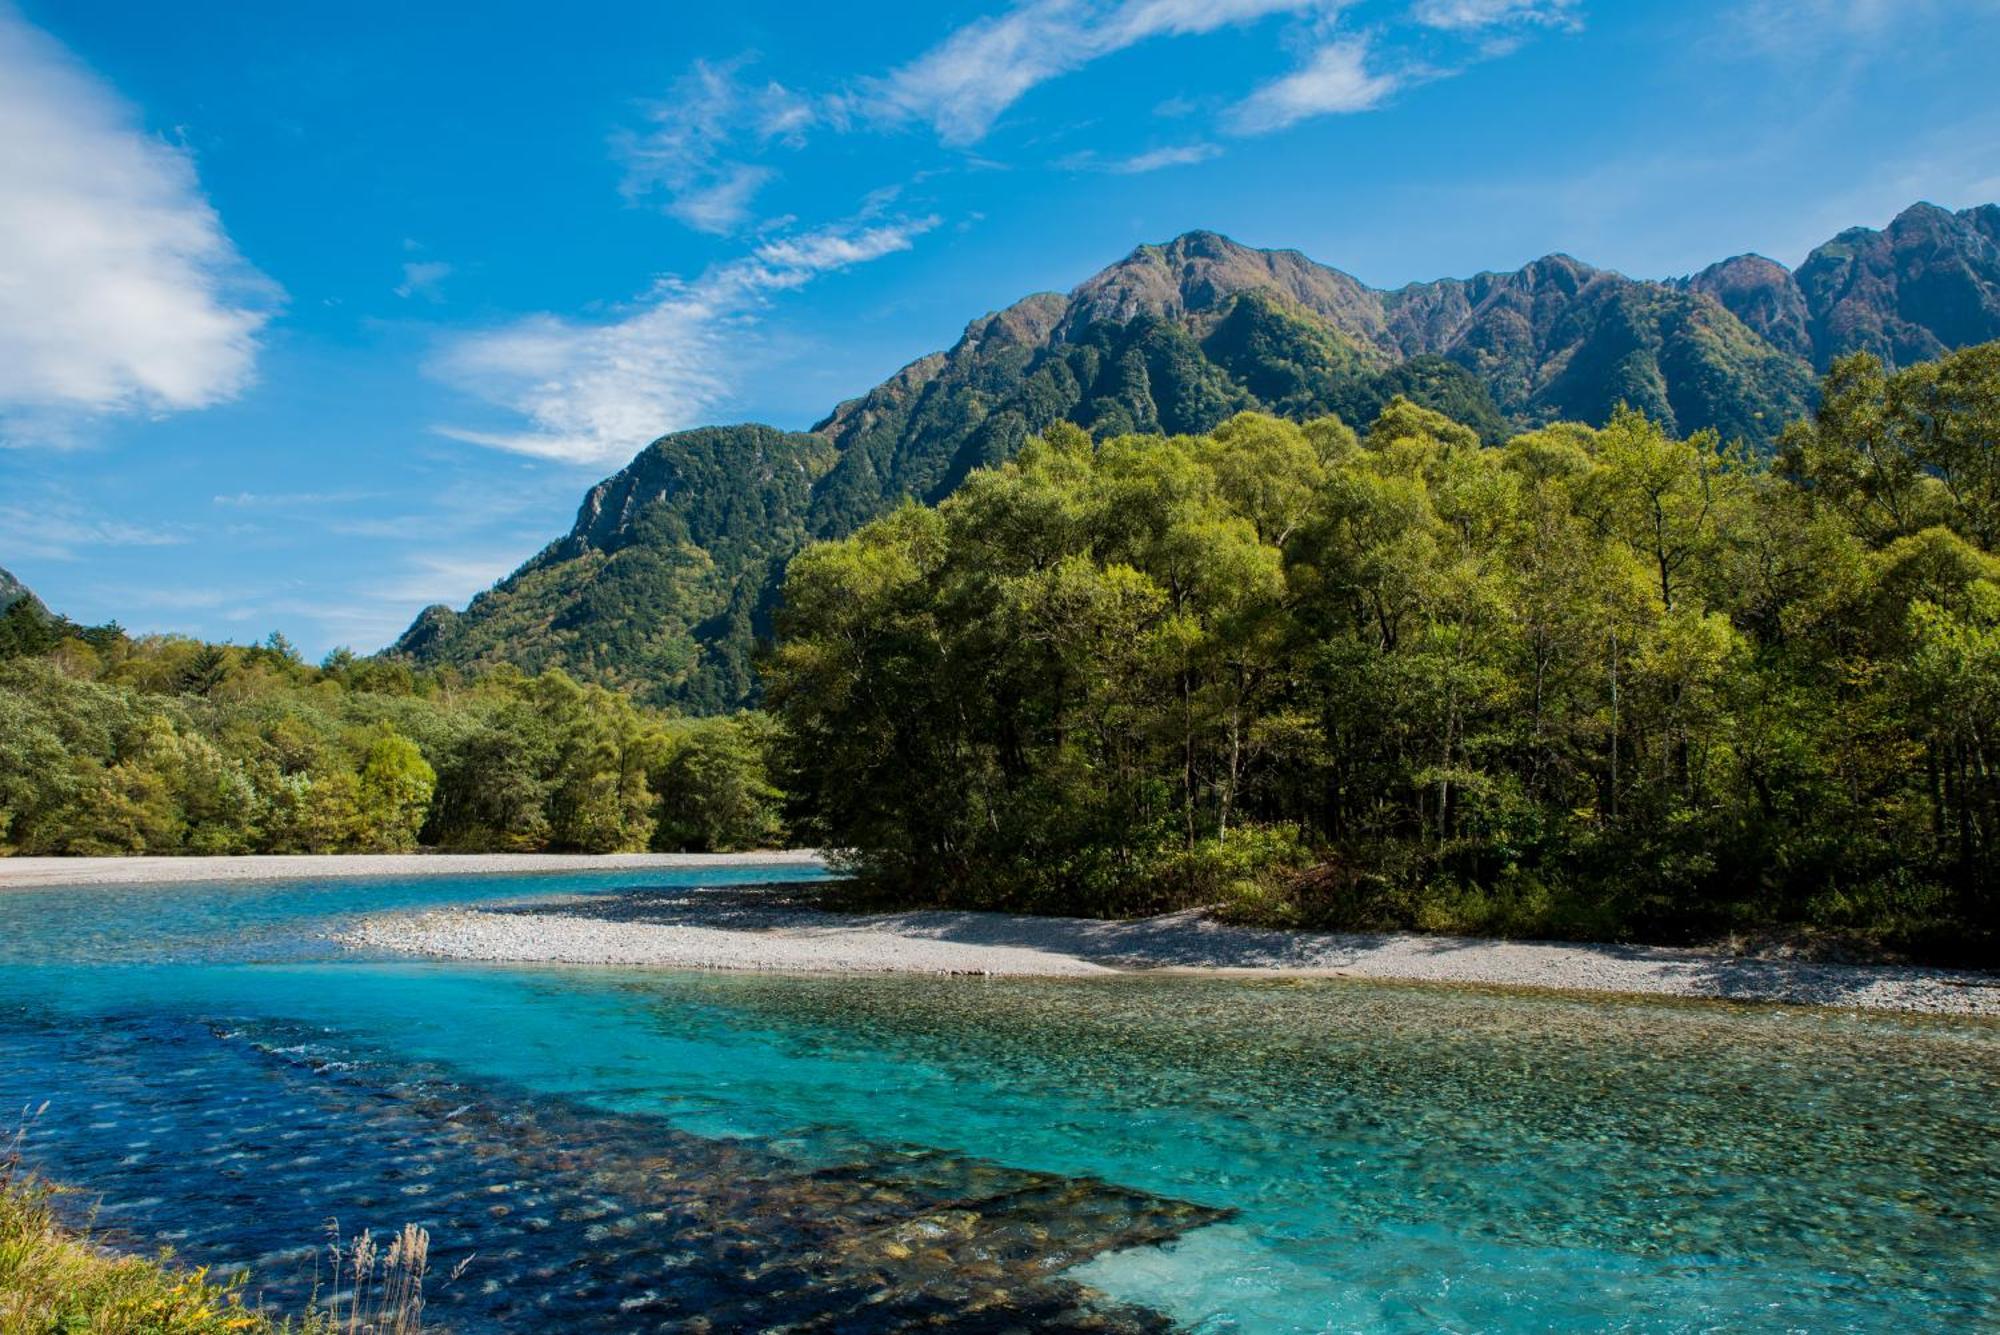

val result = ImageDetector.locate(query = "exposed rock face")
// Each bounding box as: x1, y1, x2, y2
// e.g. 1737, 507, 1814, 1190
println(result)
1679, 254, 1813, 361
1065, 229, 1390, 341
1796, 201, 2000, 369
0, 565, 28, 613
395, 202, 2000, 712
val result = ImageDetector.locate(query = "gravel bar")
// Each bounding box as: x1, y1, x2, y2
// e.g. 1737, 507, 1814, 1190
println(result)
340, 887, 2000, 1015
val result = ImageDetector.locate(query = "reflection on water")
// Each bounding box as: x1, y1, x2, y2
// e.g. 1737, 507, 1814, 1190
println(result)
0, 868, 1995, 1332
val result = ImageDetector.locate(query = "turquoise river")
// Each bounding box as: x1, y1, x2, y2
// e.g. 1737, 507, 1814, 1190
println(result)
0, 866, 1995, 1332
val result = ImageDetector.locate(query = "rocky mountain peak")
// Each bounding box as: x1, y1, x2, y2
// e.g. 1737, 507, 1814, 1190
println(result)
1066, 229, 1381, 338
1682, 253, 1811, 359
1798, 199, 2000, 368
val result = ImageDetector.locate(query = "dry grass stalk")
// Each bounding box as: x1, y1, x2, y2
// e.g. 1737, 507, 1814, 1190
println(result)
320, 1218, 440, 1334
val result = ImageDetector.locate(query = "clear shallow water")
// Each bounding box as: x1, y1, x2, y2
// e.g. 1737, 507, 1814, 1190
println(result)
0, 870, 1995, 1332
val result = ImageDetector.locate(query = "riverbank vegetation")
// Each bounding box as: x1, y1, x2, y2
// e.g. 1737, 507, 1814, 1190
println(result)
0, 1167, 274, 1333
0, 1171, 437, 1334
767, 346, 2000, 960
0, 626, 785, 856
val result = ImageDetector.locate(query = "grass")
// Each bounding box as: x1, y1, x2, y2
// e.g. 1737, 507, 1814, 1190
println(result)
1, 1113, 452, 1335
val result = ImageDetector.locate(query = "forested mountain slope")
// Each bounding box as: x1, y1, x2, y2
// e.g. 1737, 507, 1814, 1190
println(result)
394, 202, 2000, 710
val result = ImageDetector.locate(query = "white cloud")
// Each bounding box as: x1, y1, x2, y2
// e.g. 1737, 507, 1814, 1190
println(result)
618, 58, 816, 234
749, 220, 939, 277
865, 0, 1332, 145
394, 260, 452, 301
0, 8, 275, 443
667, 163, 777, 233
432, 216, 938, 466
1412, 0, 1580, 29
1227, 38, 1402, 132
620, 0, 1568, 228
1059, 142, 1224, 173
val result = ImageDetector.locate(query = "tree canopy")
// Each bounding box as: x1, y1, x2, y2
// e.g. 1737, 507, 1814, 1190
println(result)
0, 631, 786, 857
767, 344, 2000, 957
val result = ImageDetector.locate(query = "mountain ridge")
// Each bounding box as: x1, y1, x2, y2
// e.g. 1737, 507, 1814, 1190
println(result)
393, 201, 2000, 710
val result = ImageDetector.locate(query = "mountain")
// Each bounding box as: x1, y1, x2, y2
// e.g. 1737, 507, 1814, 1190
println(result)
398, 425, 839, 710
0, 566, 28, 614
1795, 201, 2000, 367
394, 201, 2000, 711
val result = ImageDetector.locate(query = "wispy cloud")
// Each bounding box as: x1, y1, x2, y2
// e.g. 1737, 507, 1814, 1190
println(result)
212, 489, 373, 509
617, 0, 1574, 238
1412, 0, 1581, 30
394, 260, 452, 301
431, 215, 938, 465
1227, 37, 1403, 133
100, 584, 231, 612
862, 0, 1334, 145
368, 550, 528, 608
614, 10, 1299, 235
303, 549, 544, 650
669, 164, 777, 234
1058, 142, 1223, 173
617, 58, 817, 234
1726, 0, 1995, 58
0, 8, 277, 446
0, 501, 190, 561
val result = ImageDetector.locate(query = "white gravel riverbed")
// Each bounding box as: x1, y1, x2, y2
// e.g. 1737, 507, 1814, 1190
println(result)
340, 886, 2000, 1016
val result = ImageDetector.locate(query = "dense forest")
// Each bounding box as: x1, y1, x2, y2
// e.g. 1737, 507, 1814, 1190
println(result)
7, 341, 1996, 960
0, 608, 783, 856
767, 345, 2000, 959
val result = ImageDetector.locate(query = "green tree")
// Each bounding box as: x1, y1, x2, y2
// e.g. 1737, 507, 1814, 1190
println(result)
356, 729, 437, 851
652, 715, 786, 852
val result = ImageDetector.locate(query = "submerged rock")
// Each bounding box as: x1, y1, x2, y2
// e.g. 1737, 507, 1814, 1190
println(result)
1, 1013, 1229, 1331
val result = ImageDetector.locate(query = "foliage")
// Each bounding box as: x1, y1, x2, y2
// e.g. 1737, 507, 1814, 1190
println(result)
770, 343, 2000, 957
0, 631, 789, 857
650, 712, 787, 852
1, 1173, 280, 1333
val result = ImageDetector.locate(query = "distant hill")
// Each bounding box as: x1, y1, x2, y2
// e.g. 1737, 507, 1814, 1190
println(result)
394, 201, 2000, 711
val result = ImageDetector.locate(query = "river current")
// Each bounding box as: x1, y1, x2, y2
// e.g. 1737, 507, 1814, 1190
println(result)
1, 867, 1994, 1331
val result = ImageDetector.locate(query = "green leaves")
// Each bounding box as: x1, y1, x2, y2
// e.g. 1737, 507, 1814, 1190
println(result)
0, 640, 779, 857
768, 362, 2000, 954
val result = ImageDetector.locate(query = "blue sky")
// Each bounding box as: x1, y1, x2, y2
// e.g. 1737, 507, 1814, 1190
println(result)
3, 0, 1997, 656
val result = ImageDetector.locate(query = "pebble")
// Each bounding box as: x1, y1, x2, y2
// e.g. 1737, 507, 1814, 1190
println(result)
336, 889, 2000, 1017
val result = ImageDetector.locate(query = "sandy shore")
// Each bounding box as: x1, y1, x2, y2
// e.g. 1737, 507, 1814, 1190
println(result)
0, 851, 825, 890
341, 885, 2000, 1016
